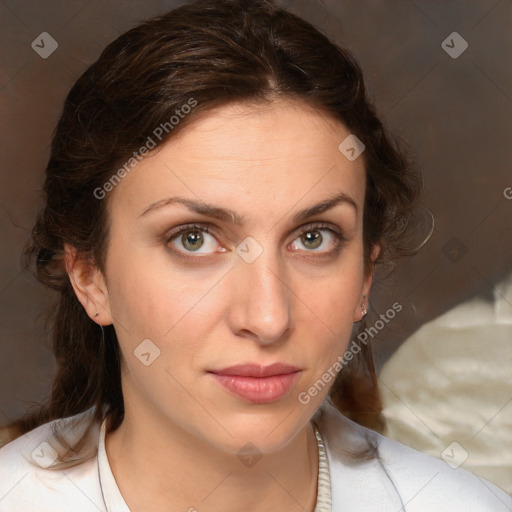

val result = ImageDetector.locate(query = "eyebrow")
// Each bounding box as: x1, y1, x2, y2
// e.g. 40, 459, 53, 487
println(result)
139, 191, 358, 224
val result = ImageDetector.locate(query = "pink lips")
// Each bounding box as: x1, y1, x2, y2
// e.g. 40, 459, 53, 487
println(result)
208, 363, 302, 404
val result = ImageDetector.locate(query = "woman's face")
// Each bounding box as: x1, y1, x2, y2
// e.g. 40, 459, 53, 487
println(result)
77, 100, 374, 454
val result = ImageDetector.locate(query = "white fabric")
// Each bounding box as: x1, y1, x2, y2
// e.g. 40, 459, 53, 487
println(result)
380, 289, 512, 494
312, 423, 332, 512
0, 399, 510, 511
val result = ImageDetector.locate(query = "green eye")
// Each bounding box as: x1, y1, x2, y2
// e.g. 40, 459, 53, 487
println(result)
300, 230, 323, 250
167, 224, 218, 254
165, 222, 346, 259
180, 230, 205, 251
291, 224, 346, 255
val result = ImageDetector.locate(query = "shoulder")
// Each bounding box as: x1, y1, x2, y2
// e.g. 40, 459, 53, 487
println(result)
316, 400, 512, 512
0, 409, 105, 512
375, 433, 512, 511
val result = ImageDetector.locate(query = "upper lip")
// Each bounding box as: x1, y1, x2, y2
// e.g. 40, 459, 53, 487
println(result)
209, 363, 301, 377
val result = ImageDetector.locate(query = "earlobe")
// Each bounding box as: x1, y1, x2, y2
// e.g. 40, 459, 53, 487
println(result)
354, 293, 369, 323
361, 298, 368, 318
64, 243, 113, 325
353, 243, 381, 322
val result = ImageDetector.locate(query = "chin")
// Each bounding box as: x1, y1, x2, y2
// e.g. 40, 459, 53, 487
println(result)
199, 402, 313, 455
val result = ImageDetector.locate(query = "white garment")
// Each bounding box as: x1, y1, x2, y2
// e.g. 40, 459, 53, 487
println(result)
312, 423, 331, 512
0, 399, 510, 511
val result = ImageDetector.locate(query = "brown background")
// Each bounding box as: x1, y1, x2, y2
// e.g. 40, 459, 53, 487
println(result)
1, 0, 511, 480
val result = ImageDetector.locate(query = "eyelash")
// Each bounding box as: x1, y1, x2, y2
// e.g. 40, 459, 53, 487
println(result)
165, 222, 347, 260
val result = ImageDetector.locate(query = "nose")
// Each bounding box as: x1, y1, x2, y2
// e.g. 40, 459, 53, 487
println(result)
227, 245, 293, 346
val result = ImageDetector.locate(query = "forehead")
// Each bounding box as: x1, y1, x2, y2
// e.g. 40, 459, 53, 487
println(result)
107, 99, 366, 222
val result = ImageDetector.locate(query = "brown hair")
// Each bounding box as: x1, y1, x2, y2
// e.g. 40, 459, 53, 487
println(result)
7, 0, 422, 464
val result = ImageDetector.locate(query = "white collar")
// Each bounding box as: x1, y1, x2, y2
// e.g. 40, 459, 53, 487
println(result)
97, 420, 131, 512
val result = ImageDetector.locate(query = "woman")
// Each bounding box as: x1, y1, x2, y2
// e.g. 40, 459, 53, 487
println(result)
0, 1, 510, 510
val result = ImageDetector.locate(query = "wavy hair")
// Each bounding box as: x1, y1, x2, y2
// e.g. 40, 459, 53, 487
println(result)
6, 0, 423, 467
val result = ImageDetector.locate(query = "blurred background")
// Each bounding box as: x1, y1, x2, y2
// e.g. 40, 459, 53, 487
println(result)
1, 0, 511, 493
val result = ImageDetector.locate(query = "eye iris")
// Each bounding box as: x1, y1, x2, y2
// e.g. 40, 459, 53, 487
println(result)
302, 230, 322, 250
182, 230, 204, 251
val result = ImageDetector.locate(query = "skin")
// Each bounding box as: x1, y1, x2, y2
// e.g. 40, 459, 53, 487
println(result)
65, 99, 378, 512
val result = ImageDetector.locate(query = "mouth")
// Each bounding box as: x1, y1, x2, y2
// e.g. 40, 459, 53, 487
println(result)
208, 363, 302, 404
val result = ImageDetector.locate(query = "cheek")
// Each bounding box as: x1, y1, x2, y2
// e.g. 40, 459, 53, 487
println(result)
305, 284, 360, 359
105, 238, 200, 328
104, 242, 226, 372
299, 257, 365, 359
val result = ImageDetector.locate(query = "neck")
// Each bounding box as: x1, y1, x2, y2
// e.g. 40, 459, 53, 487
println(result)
105, 404, 320, 512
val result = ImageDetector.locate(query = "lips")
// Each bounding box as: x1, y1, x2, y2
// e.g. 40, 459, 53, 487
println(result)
208, 363, 302, 403
210, 363, 300, 377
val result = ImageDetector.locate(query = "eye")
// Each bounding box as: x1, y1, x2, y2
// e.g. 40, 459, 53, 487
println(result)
290, 223, 346, 256
167, 224, 223, 255
165, 222, 346, 258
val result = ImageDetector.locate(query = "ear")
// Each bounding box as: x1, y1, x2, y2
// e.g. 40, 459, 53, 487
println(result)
353, 243, 381, 322
64, 243, 113, 326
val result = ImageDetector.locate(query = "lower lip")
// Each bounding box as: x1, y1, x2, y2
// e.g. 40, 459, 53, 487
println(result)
209, 372, 301, 404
